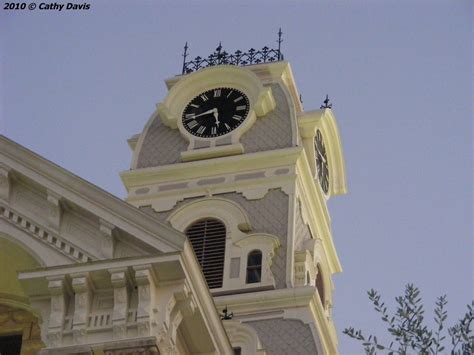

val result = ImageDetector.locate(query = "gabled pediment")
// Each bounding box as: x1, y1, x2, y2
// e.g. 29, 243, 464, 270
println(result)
0, 135, 186, 266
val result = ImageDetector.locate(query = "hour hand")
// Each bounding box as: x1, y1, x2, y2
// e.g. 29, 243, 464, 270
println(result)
213, 108, 220, 125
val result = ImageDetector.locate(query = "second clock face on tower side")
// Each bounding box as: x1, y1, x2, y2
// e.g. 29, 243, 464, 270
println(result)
182, 87, 250, 138
315, 129, 330, 194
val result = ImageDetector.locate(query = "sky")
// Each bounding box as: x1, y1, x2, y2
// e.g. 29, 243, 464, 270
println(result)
1, 0, 472, 353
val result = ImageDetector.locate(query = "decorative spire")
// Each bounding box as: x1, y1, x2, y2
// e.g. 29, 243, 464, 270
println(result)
320, 94, 333, 109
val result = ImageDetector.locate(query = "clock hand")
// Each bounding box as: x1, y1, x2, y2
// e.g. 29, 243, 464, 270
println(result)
213, 108, 220, 125
193, 108, 216, 119
318, 151, 327, 163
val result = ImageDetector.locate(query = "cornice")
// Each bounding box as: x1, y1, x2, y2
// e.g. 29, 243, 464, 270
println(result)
0, 135, 186, 253
121, 147, 302, 189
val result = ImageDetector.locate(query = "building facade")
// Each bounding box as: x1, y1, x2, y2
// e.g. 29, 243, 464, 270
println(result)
0, 59, 347, 354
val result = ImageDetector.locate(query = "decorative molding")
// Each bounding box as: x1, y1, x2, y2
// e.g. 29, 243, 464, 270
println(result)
123, 153, 297, 212
0, 204, 94, 263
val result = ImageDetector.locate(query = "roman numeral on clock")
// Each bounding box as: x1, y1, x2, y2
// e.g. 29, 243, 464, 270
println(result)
211, 127, 217, 135
213, 89, 221, 97
224, 123, 231, 130
234, 96, 243, 103
236, 105, 246, 111
197, 125, 206, 135
187, 120, 198, 129
232, 115, 242, 121
185, 113, 195, 120
200, 94, 209, 102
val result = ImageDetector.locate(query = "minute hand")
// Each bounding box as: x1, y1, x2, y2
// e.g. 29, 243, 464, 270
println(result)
193, 108, 216, 118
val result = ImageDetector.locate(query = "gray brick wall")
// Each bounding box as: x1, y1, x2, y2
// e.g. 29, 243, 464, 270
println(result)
219, 190, 288, 289
247, 318, 318, 354
140, 189, 289, 289
136, 114, 188, 168
241, 84, 294, 153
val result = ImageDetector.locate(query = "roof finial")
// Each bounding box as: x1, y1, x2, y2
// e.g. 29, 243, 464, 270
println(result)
277, 28, 283, 60
182, 42, 189, 74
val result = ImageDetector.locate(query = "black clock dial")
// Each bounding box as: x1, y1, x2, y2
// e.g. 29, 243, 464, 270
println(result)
182, 87, 250, 138
314, 129, 329, 194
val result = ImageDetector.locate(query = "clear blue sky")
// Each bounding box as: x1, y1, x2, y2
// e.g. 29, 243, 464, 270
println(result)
1, 1, 471, 353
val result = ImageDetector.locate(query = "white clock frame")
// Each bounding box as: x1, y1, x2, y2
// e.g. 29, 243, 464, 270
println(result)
157, 65, 276, 161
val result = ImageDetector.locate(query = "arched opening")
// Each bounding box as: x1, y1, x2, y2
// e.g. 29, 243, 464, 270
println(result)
315, 264, 325, 308
246, 250, 262, 284
185, 218, 226, 289
0, 237, 45, 353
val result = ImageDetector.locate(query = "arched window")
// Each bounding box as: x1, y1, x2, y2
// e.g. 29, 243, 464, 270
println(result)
246, 250, 262, 284
185, 218, 226, 289
316, 264, 325, 307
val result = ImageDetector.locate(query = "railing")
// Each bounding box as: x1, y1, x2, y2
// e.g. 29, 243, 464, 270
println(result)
88, 311, 112, 329
63, 308, 138, 331
181, 29, 284, 74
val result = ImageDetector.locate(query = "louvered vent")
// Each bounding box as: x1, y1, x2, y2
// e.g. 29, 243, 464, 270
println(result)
185, 218, 226, 289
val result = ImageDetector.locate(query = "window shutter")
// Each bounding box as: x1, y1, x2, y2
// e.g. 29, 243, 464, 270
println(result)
185, 219, 226, 289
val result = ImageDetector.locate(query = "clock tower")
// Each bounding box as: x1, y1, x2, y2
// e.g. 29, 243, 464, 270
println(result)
121, 40, 348, 354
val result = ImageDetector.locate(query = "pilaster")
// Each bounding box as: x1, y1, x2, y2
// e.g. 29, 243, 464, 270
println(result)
133, 264, 156, 337
71, 272, 93, 345
46, 276, 69, 348
109, 267, 131, 339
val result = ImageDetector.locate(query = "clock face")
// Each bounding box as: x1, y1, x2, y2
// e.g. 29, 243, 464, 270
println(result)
314, 129, 329, 194
182, 87, 250, 138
